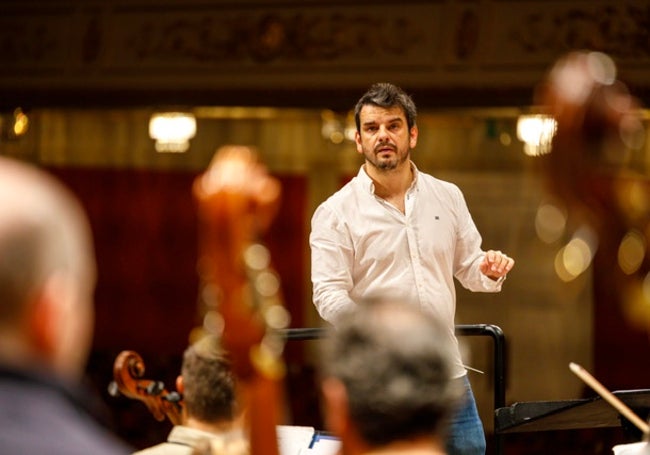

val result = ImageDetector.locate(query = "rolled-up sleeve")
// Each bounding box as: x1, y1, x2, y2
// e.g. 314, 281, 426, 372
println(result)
452, 188, 503, 293
309, 204, 357, 323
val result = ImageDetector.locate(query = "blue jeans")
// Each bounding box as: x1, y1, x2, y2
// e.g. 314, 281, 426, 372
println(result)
446, 376, 486, 455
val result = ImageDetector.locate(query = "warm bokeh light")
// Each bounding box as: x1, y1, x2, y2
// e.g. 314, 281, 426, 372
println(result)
623, 275, 650, 330
615, 180, 650, 223
618, 230, 646, 275
618, 114, 645, 151
12, 108, 29, 136
499, 132, 512, 146
535, 202, 567, 244
320, 109, 355, 145
554, 227, 597, 282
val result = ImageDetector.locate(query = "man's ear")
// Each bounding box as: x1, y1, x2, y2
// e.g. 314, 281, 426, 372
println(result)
321, 377, 350, 436
409, 125, 419, 149
355, 131, 364, 155
28, 277, 62, 361
176, 375, 184, 394
24, 272, 92, 380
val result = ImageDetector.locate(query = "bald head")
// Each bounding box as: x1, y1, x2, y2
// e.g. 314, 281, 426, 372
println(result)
0, 157, 96, 379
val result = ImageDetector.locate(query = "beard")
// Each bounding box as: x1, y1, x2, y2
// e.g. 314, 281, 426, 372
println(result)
365, 143, 410, 171
377, 158, 398, 170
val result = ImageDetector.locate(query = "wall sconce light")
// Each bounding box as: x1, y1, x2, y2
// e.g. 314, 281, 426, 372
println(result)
516, 114, 557, 156
149, 112, 197, 153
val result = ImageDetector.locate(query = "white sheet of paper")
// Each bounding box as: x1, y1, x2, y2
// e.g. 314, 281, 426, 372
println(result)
612, 442, 650, 455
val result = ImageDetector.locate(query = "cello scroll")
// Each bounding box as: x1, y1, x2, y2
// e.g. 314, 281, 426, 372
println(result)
108, 350, 183, 425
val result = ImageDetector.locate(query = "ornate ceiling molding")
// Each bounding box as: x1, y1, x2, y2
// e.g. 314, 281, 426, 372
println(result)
1, 1, 649, 107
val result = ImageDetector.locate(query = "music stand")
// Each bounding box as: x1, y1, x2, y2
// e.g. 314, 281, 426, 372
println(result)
495, 389, 650, 434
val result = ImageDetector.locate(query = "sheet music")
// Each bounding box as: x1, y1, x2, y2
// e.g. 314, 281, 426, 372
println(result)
274, 425, 341, 455
299, 434, 341, 455
276, 425, 317, 455
612, 442, 650, 455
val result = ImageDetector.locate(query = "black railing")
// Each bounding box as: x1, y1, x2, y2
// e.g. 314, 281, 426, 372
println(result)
281, 323, 506, 455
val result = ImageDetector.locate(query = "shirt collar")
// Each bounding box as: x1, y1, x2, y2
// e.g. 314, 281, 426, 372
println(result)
168, 425, 246, 448
357, 161, 420, 194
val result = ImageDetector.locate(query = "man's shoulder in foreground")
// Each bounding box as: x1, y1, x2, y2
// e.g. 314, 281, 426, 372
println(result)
0, 371, 131, 455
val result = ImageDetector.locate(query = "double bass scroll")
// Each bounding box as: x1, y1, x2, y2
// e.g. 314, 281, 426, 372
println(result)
537, 50, 650, 329
193, 145, 290, 455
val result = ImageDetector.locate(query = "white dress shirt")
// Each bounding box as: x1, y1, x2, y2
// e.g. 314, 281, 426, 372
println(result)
133, 425, 247, 455
310, 163, 503, 378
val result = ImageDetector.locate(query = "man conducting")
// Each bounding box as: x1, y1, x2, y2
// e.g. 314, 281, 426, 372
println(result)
310, 82, 514, 455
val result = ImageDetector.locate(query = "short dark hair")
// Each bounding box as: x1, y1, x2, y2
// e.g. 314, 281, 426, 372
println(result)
320, 299, 460, 447
354, 83, 418, 132
181, 336, 236, 423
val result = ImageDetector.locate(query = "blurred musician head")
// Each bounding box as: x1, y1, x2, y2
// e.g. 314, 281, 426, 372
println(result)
318, 299, 462, 455
177, 335, 237, 429
134, 335, 245, 455
0, 156, 96, 381
0, 156, 130, 454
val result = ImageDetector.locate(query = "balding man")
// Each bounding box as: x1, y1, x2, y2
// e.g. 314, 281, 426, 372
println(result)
0, 157, 131, 454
